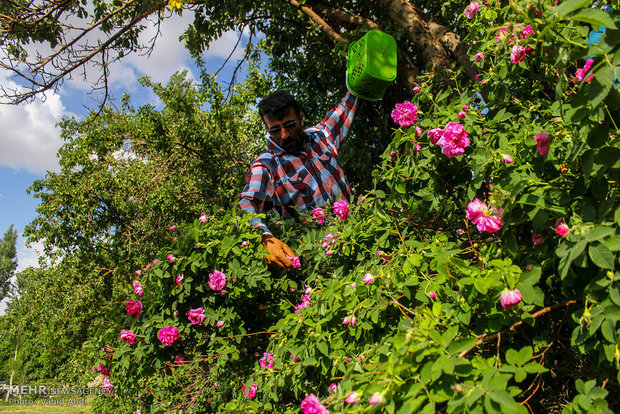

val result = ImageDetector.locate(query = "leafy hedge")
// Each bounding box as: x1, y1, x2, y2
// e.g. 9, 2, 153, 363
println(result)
90, 1, 619, 413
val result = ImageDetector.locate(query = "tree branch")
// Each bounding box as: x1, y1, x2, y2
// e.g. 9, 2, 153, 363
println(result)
287, 0, 347, 44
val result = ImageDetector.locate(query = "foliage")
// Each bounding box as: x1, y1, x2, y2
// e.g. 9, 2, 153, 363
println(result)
0, 224, 17, 301
83, 2, 620, 413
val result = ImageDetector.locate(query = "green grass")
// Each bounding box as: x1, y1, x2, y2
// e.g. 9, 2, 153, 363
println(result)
0, 395, 94, 413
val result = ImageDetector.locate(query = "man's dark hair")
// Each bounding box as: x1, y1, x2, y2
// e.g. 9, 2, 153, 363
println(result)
258, 90, 303, 120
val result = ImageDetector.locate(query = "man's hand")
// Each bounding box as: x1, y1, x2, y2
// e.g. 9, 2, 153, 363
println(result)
262, 234, 297, 270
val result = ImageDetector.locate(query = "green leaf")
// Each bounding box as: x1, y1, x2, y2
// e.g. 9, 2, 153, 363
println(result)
589, 243, 615, 269
587, 226, 616, 242
600, 319, 616, 343
317, 341, 329, 356
571, 9, 617, 29
550, 0, 592, 17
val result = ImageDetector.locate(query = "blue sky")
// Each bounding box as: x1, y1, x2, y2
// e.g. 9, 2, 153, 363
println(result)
0, 10, 254, 311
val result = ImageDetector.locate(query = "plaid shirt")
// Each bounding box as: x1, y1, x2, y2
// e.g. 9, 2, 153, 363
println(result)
238, 92, 361, 233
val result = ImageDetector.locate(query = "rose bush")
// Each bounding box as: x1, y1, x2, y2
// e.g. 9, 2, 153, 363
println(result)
90, 2, 619, 413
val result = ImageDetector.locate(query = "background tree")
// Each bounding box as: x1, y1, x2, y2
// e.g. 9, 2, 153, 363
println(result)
0, 225, 18, 301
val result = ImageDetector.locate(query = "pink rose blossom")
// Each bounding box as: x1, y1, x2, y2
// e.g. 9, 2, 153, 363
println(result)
464, 1, 480, 19
350, 282, 356, 288
301, 394, 329, 414
345, 392, 360, 404
413, 86, 421, 94
363, 273, 374, 284
135, 269, 142, 276
435, 122, 470, 158
305, 286, 312, 295
342, 316, 357, 326
390, 151, 397, 158
169, 225, 177, 232
241, 241, 248, 247
474, 53, 484, 62
501, 154, 514, 163
312, 207, 325, 224
462, 105, 469, 111
125, 300, 143, 318
510, 44, 526, 64
326, 250, 333, 256
120, 330, 136, 345
415, 144, 421, 152
166, 254, 175, 262
102, 377, 114, 393
574, 58, 595, 82
533, 131, 552, 155
96, 363, 110, 376
172, 237, 178, 242
429, 291, 437, 299
555, 219, 569, 236
531, 234, 544, 246
391, 101, 419, 127
242, 382, 257, 399
329, 383, 337, 395
458, 111, 466, 119
521, 25, 533, 38
500, 289, 523, 310
158, 326, 180, 346
259, 352, 275, 369
414, 126, 423, 137
176, 273, 184, 286
369, 393, 384, 406
216, 320, 224, 328
288, 256, 301, 268
199, 213, 208, 223
152, 258, 159, 266
186, 307, 206, 325
132, 281, 144, 297
427, 128, 444, 144
466, 199, 504, 233
208, 270, 227, 291
333, 199, 350, 220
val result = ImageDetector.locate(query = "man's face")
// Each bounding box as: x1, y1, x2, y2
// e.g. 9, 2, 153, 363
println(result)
263, 108, 306, 154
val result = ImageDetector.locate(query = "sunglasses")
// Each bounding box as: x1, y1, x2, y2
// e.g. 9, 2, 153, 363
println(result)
266, 117, 299, 136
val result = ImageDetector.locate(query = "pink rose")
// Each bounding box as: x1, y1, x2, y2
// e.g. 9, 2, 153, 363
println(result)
501, 154, 514, 163
301, 394, 329, 414
369, 393, 384, 406
176, 273, 184, 286
391, 101, 419, 127
435, 122, 470, 158
510, 44, 526, 64
168, 225, 177, 232
412, 86, 421, 94
531, 233, 544, 246
458, 111, 466, 119
287, 256, 302, 268
158, 326, 180, 346
390, 151, 397, 158
427, 128, 444, 144
329, 383, 338, 394
429, 291, 437, 299
96, 363, 110, 376
152, 258, 159, 266
208, 270, 227, 291
242, 382, 257, 399
464, 1, 479, 19
186, 307, 206, 325
241, 240, 248, 247
345, 392, 360, 404
533, 131, 552, 155
312, 207, 325, 224
132, 281, 144, 297
500, 289, 523, 310
555, 219, 569, 236
466, 199, 504, 233
125, 300, 143, 318
120, 330, 136, 345
259, 352, 275, 369
166, 254, 175, 262
135, 269, 141, 276
363, 273, 374, 284
199, 213, 208, 223
102, 377, 114, 393
574, 58, 595, 82
474, 53, 484, 62
216, 320, 224, 328
333, 199, 350, 220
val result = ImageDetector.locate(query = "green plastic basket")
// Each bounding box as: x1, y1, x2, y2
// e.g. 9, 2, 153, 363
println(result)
346, 30, 398, 101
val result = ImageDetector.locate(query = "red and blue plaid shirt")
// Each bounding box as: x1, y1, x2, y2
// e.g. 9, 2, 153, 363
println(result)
238, 92, 361, 233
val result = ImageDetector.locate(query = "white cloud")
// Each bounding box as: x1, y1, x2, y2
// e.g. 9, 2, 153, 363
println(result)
17, 239, 44, 272
0, 73, 66, 175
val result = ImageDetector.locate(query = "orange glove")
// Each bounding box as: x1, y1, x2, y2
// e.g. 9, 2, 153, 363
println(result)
262, 234, 297, 270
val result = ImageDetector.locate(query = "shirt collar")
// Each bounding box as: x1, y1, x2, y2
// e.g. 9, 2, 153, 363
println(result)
267, 131, 310, 156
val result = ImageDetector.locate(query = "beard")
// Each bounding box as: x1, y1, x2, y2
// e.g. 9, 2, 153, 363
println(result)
282, 131, 307, 154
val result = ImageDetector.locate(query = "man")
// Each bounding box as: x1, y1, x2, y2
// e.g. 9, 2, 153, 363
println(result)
237, 90, 361, 269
